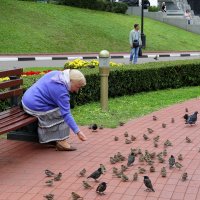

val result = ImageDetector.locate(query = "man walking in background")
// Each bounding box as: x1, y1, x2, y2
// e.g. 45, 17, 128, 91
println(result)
129, 23, 142, 64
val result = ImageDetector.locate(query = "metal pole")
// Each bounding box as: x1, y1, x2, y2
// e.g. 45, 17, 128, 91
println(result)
141, 0, 146, 48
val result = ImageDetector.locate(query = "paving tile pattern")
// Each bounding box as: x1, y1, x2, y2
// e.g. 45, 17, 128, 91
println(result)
1, 98, 200, 200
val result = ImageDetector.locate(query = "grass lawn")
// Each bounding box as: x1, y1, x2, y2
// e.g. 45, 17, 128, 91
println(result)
1, 0, 200, 53
72, 86, 200, 128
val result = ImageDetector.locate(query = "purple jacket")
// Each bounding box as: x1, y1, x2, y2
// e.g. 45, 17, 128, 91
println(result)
22, 71, 80, 134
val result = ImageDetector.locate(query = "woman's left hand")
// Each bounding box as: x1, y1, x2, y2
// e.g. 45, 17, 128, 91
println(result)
77, 131, 87, 141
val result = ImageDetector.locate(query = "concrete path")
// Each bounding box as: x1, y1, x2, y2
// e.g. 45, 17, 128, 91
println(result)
0, 51, 200, 69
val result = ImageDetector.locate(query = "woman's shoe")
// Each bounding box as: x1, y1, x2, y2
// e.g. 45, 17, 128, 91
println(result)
56, 140, 77, 151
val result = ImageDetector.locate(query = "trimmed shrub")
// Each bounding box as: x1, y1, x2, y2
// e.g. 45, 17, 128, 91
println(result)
148, 6, 159, 12
112, 2, 128, 14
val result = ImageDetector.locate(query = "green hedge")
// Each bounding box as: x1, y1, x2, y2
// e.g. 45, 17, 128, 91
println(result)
57, 0, 128, 14
74, 59, 200, 106
21, 59, 200, 108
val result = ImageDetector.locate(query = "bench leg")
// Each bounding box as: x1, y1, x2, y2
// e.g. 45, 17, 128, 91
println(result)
7, 122, 39, 142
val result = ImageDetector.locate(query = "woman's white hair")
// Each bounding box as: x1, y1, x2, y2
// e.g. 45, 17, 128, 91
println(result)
70, 69, 86, 86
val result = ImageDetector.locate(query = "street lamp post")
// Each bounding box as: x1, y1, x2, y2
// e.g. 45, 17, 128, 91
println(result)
99, 50, 110, 111
141, 0, 146, 49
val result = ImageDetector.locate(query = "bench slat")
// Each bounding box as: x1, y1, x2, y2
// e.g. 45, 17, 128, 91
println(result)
0, 106, 22, 116
0, 68, 23, 78
0, 88, 23, 100
0, 115, 37, 135
0, 114, 32, 129
0, 107, 25, 119
0, 111, 27, 124
0, 106, 20, 116
0, 79, 23, 89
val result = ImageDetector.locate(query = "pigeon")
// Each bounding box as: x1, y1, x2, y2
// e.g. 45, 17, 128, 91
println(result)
54, 172, 62, 181
143, 134, 150, 141
96, 182, 107, 195
45, 169, 55, 177
161, 167, 167, 177
45, 179, 54, 187
121, 173, 129, 182
133, 172, 138, 181
116, 152, 126, 161
112, 167, 118, 174
183, 114, 189, 122
139, 154, 145, 163
87, 168, 103, 181
152, 115, 158, 121
178, 154, 183, 161
175, 162, 183, 170
150, 165, 155, 172
154, 141, 158, 148
153, 135, 160, 142
91, 124, 98, 131
164, 139, 172, 147
163, 149, 167, 156
78, 168, 86, 177
171, 118, 175, 123
154, 55, 158, 60
181, 172, 188, 181
185, 108, 189, 112
131, 135, 136, 141
185, 111, 198, 125
114, 136, 119, 141
150, 152, 156, 159
138, 167, 146, 174
186, 136, 192, 143
125, 138, 132, 144
120, 164, 128, 173
162, 123, 167, 128
100, 164, 106, 173
158, 156, 165, 163
82, 180, 93, 189
147, 128, 154, 134
127, 152, 135, 167
99, 125, 104, 129
44, 193, 54, 200
119, 121, 125, 126
169, 155, 175, 168
143, 176, 155, 192
71, 192, 83, 200
137, 148, 142, 154
124, 131, 129, 137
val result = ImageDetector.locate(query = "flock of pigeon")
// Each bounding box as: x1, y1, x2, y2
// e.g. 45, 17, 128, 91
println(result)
43, 108, 198, 199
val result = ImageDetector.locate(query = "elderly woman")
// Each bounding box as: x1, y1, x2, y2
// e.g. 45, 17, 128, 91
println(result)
22, 69, 87, 151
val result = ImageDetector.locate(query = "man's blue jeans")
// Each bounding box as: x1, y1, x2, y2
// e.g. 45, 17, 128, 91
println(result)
130, 47, 139, 64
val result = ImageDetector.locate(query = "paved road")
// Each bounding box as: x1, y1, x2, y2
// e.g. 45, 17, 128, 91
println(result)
0, 53, 200, 70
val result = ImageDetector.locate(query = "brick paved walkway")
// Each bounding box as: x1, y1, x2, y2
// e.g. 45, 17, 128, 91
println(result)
1, 98, 200, 200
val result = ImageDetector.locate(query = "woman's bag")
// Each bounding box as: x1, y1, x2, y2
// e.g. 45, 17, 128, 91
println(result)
132, 40, 139, 48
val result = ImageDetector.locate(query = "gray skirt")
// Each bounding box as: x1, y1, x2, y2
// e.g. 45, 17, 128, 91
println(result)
22, 102, 70, 143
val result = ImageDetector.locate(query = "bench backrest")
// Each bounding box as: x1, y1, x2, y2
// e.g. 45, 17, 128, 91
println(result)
0, 68, 23, 106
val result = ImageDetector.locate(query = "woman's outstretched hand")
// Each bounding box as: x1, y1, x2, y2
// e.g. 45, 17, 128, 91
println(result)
77, 131, 87, 141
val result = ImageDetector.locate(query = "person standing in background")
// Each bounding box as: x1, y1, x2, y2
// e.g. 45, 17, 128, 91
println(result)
129, 24, 142, 64
184, 9, 192, 24
161, 2, 166, 12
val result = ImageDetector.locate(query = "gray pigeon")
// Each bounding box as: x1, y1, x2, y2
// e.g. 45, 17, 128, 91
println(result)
186, 111, 198, 125
127, 152, 135, 167
87, 168, 103, 181
169, 155, 175, 168
143, 176, 155, 192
